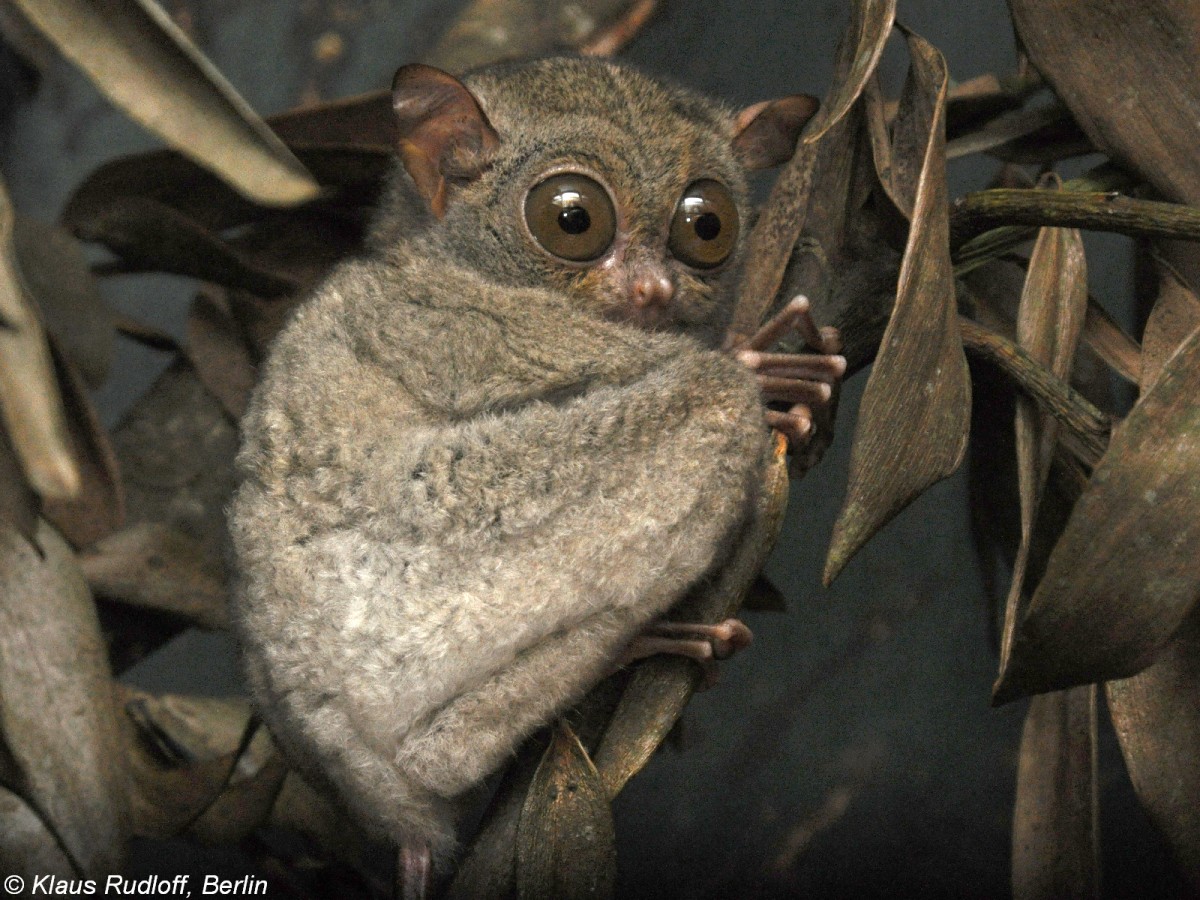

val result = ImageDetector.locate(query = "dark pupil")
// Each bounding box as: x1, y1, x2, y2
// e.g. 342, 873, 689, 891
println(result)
558, 205, 591, 235
694, 212, 721, 241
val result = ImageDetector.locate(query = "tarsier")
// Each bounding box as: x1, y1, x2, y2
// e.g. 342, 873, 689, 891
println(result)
229, 56, 844, 880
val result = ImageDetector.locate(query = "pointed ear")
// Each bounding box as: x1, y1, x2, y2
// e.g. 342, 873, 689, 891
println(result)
732, 94, 820, 170
392, 64, 501, 218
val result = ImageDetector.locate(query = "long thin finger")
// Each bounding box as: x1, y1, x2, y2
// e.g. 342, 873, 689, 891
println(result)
740, 353, 848, 384
746, 295, 814, 351
759, 376, 832, 406
766, 409, 812, 447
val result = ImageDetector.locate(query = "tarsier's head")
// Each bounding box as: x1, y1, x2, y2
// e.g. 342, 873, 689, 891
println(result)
391, 56, 817, 339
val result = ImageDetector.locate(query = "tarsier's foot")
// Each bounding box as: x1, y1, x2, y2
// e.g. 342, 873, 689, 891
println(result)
618, 618, 753, 688
397, 841, 431, 900
733, 295, 845, 474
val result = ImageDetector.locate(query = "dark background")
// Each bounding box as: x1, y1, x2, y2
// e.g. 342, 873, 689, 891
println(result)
0, 1, 1187, 896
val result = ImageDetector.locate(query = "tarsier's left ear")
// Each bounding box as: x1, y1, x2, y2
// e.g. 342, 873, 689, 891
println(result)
392, 64, 501, 218
732, 95, 820, 170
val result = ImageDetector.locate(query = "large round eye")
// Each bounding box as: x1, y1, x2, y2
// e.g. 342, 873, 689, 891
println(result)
524, 173, 617, 262
669, 179, 739, 269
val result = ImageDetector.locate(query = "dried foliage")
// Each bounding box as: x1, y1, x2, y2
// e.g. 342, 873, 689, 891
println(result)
1, 0, 1200, 896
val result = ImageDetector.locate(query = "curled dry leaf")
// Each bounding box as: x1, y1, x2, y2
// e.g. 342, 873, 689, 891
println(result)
79, 521, 229, 630
0, 173, 80, 501
186, 291, 258, 423
1106, 607, 1200, 888
0, 518, 128, 874
996, 220, 1088, 696
825, 28, 971, 584
8, 0, 318, 206
729, 0, 892, 343
40, 336, 126, 549
1010, 0, 1200, 205
72, 197, 299, 297
118, 687, 253, 838
516, 723, 616, 900
994, 322, 1200, 701
11, 215, 114, 388
799, 0, 896, 146
1011, 686, 1100, 900
189, 724, 288, 844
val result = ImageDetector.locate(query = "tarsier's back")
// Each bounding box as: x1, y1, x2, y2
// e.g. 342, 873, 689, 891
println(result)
229, 55, 821, 866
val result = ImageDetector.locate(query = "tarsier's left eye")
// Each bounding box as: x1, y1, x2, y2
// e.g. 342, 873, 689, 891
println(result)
669, 179, 739, 269
524, 173, 617, 262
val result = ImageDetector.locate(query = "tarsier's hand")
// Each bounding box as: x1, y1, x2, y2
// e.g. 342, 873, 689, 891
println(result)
730, 295, 844, 476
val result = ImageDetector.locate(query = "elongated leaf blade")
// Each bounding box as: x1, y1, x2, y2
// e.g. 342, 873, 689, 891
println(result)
11, 0, 318, 206
516, 723, 616, 900
995, 322, 1200, 701
0, 174, 80, 500
1012, 686, 1100, 900
996, 223, 1087, 690
825, 28, 971, 583
800, 0, 896, 146
40, 337, 126, 548
0, 519, 128, 873
1106, 610, 1200, 888
1009, 0, 1200, 205
730, 3, 893, 342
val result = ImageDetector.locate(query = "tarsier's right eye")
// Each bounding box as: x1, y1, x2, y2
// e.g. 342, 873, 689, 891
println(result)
524, 173, 617, 262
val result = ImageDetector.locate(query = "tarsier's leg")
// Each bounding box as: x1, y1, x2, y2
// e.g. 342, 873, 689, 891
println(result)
734, 295, 845, 474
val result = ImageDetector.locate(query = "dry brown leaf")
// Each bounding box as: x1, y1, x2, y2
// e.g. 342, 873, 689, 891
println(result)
186, 291, 258, 423
0, 783, 75, 877
189, 723, 288, 844
11, 215, 115, 388
516, 723, 616, 900
118, 687, 253, 838
1010, 0, 1200, 205
427, 0, 655, 74
1106, 608, 1200, 889
9, 0, 319, 205
0, 173, 80, 501
1011, 686, 1100, 900
101, 359, 239, 668
40, 336, 126, 548
994, 321, 1200, 701
800, 0, 896, 146
79, 521, 229, 630
0, 518, 128, 874
996, 221, 1088, 693
1141, 257, 1200, 390
73, 197, 299, 297
824, 27, 971, 584
730, 3, 892, 343
945, 102, 1089, 162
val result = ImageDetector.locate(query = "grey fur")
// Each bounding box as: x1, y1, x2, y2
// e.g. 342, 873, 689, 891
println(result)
229, 57, 772, 861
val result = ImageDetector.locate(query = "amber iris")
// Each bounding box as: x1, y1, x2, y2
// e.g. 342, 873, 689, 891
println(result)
669, 179, 738, 269
525, 173, 617, 262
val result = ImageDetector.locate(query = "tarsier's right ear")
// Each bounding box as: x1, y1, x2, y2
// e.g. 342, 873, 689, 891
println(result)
732, 94, 820, 170
392, 64, 501, 218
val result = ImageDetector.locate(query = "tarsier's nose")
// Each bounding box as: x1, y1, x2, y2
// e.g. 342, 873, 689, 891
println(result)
629, 265, 676, 308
